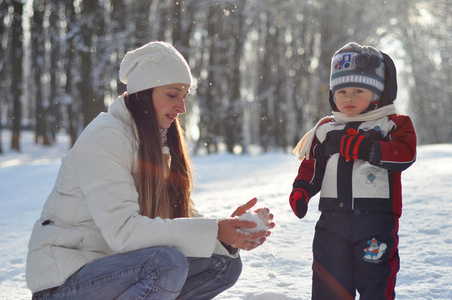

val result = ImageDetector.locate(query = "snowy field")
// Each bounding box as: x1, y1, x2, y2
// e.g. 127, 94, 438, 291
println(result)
0, 130, 451, 300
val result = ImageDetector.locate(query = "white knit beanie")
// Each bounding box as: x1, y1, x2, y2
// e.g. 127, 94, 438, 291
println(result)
119, 41, 192, 94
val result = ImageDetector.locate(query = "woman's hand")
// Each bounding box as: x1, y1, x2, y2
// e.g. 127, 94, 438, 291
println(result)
218, 198, 275, 251
231, 197, 275, 232
231, 197, 259, 217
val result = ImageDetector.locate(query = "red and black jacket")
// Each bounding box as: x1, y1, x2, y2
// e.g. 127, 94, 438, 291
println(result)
293, 114, 416, 216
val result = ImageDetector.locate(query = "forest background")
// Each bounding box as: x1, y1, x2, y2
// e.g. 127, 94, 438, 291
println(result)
0, 0, 451, 155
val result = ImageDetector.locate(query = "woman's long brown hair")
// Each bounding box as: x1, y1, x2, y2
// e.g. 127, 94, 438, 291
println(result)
124, 89, 193, 219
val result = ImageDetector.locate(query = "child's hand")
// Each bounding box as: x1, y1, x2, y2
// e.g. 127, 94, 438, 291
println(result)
340, 128, 374, 161
289, 188, 308, 219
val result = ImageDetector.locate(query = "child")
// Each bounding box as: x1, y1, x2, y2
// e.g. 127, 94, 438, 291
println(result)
289, 42, 416, 299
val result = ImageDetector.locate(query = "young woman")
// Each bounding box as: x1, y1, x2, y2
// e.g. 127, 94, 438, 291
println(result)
27, 41, 274, 300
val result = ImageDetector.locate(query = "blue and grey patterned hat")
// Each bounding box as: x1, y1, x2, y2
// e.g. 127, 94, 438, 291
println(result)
330, 42, 385, 102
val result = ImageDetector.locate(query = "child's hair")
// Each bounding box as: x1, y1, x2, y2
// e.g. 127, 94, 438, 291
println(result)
125, 89, 193, 219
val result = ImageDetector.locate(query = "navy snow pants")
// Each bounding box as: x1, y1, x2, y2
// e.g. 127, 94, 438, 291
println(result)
312, 210, 400, 300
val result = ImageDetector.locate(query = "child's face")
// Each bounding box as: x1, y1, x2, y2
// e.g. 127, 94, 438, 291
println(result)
334, 87, 374, 116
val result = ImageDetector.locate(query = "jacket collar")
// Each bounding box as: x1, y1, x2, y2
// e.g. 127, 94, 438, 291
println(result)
108, 93, 133, 127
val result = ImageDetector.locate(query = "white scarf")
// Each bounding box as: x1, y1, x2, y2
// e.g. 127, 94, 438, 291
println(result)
292, 104, 397, 160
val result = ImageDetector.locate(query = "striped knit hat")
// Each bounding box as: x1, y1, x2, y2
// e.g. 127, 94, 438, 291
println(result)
330, 42, 385, 102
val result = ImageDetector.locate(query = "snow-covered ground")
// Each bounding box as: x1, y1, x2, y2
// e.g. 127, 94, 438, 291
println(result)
1, 130, 451, 300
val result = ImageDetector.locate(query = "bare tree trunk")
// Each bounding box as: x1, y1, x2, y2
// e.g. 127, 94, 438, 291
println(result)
134, 1, 151, 48
0, 0, 9, 154
79, 0, 103, 127
46, 3, 63, 145
32, 0, 51, 146
273, 26, 285, 149
225, 5, 245, 153
63, 1, 79, 147
10, 0, 23, 152
111, 0, 128, 96
258, 14, 275, 152
193, 5, 222, 154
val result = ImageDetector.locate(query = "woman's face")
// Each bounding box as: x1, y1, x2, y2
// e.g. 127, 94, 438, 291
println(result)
334, 87, 374, 116
152, 84, 190, 128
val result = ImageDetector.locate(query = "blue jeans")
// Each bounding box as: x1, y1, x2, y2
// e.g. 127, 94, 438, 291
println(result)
32, 247, 242, 300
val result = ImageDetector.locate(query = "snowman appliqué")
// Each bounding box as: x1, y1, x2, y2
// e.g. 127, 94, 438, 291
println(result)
363, 238, 387, 263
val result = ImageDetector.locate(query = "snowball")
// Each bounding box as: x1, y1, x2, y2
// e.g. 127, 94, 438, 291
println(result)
237, 208, 272, 235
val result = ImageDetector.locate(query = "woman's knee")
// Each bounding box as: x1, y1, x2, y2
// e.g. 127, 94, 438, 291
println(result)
157, 247, 189, 273
225, 256, 242, 285
149, 247, 189, 293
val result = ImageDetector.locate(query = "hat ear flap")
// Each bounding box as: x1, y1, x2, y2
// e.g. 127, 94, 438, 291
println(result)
380, 51, 398, 105
329, 89, 337, 111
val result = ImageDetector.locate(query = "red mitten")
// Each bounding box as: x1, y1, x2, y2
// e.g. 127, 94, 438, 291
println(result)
289, 188, 309, 219
340, 128, 373, 161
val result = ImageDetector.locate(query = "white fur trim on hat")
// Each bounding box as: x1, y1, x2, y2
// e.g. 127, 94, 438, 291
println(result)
119, 41, 192, 94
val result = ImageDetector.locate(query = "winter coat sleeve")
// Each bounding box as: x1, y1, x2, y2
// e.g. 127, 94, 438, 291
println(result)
73, 124, 219, 258
369, 114, 417, 171
189, 200, 240, 257
292, 135, 327, 201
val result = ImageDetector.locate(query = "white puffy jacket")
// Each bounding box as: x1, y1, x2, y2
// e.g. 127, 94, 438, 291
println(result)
26, 94, 235, 293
